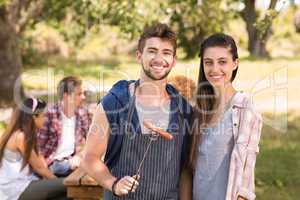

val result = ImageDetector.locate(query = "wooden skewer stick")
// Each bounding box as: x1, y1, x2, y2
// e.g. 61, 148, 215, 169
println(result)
129, 121, 173, 193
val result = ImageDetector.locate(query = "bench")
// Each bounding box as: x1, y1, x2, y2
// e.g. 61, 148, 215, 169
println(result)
64, 168, 103, 200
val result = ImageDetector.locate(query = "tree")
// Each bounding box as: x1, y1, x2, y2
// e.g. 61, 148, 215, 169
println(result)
0, 1, 45, 106
0, 0, 83, 106
294, 10, 300, 33
100, 0, 231, 59
240, 0, 279, 57
168, 0, 230, 58
0, 0, 154, 106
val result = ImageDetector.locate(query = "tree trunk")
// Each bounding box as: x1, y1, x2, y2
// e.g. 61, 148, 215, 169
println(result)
295, 11, 300, 33
242, 0, 277, 57
0, 9, 24, 107
248, 28, 270, 57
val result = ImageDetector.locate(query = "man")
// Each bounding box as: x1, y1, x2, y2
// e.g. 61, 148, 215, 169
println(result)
37, 76, 91, 176
81, 23, 192, 199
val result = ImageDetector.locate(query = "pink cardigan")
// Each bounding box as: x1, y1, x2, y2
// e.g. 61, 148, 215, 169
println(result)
225, 92, 263, 200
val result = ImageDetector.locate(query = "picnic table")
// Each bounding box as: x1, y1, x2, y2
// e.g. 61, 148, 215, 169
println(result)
64, 168, 103, 200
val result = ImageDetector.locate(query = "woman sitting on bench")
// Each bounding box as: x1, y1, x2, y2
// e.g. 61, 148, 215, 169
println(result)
0, 97, 69, 200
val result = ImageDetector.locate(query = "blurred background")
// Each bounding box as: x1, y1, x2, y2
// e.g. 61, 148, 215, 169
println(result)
0, 0, 299, 199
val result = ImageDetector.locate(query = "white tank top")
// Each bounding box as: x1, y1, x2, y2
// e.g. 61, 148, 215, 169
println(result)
0, 149, 38, 200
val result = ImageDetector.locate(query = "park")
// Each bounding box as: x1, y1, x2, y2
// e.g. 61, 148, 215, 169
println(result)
0, 0, 300, 200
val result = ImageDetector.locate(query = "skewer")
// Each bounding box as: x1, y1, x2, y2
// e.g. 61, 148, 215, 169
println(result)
129, 121, 173, 192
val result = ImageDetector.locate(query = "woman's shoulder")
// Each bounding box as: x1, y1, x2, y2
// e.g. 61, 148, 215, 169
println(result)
13, 130, 27, 149
234, 92, 262, 121
3, 130, 25, 152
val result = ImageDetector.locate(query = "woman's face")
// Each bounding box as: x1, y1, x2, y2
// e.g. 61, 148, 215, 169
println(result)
202, 46, 238, 88
33, 112, 46, 129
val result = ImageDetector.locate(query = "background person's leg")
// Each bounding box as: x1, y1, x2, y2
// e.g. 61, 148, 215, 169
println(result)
49, 160, 72, 177
18, 178, 69, 200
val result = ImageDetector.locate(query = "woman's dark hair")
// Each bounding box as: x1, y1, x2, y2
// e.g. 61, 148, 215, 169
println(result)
0, 97, 46, 169
189, 33, 239, 171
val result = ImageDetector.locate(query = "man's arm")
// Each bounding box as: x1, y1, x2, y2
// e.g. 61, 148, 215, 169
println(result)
81, 103, 138, 196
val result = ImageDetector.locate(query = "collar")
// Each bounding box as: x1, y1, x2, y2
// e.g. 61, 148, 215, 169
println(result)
231, 91, 248, 109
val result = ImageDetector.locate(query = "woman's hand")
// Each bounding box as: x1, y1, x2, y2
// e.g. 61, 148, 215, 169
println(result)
114, 175, 139, 196
237, 196, 247, 200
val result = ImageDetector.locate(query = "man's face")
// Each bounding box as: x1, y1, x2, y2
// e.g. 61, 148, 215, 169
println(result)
136, 37, 176, 81
65, 86, 85, 108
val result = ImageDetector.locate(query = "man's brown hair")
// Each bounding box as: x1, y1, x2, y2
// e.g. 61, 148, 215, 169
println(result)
57, 76, 82, 100
138, 23, 177, 55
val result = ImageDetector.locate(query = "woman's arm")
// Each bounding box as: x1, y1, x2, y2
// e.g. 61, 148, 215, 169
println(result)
179, 168, 193, 200
28, 149, 56, 179
16, 132, 56, 179
237, 112, 263, 200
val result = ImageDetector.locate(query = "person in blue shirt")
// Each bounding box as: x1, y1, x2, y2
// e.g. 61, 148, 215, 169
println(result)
81, 23, 192, 200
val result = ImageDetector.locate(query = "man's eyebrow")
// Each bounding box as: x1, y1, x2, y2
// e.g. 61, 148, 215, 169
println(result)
162, 49, 174, 53
146, 47, 158, 51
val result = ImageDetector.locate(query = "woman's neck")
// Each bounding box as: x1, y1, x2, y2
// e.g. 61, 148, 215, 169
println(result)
214, 84, 236, 107
209, 84, 236, 126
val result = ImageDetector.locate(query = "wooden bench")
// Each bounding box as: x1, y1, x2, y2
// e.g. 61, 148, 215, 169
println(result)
64, 168, 103, 200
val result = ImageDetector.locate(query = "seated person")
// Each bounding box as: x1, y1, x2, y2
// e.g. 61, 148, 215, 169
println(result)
0, 97, 68, 200
37, 76, 91, 177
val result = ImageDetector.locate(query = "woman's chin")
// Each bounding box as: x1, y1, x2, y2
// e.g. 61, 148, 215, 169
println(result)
209, 80, 226, 88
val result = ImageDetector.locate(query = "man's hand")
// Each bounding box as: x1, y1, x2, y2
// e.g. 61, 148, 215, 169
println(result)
69, 155, 82, 170
114, 175, 139, 196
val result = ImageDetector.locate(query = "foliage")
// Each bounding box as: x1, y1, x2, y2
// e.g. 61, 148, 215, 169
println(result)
20, 0, 233, 58
168, 0, 232, 58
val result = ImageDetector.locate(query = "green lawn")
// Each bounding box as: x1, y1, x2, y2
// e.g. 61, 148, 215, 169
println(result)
256, 113, 300, 200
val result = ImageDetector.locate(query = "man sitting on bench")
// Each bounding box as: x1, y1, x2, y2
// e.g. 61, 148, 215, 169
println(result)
37, 76, 91, 177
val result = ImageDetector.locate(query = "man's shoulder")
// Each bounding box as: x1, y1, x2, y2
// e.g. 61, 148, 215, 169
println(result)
167, 84, 192, 114
100, 79, 134, 107
76, 106, 89, 116
47, 103, 61, 114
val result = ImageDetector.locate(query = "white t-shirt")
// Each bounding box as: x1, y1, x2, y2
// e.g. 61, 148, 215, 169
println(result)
53, 113, 76, 160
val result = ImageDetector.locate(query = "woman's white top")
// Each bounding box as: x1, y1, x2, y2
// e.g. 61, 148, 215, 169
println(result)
0, 149, 38, 200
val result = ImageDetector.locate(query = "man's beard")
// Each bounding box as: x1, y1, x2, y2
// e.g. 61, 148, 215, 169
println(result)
141, 63, 171, 81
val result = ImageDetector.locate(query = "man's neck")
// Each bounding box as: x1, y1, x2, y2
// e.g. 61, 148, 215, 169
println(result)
139, 78, 167, 95
61, 101, 76, 118
135, 76, 169, 106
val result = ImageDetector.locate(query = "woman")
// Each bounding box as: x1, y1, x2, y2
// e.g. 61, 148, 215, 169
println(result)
0, 97, 68, 200
190, 34, 262, 200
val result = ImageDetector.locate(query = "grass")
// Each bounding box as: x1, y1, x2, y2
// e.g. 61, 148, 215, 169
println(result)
255, 113, 300, 200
